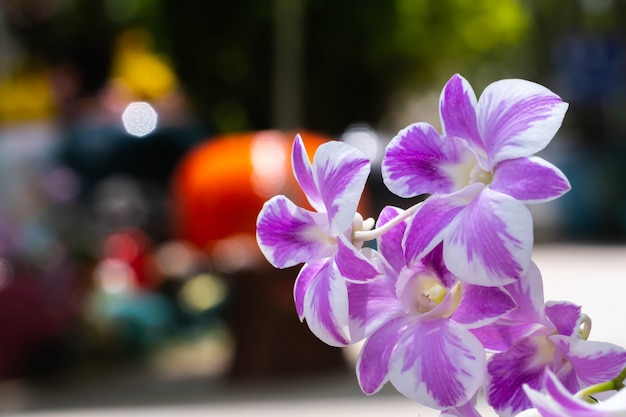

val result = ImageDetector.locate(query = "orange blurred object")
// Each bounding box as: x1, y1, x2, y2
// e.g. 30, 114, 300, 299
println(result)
171, 130, 330, 264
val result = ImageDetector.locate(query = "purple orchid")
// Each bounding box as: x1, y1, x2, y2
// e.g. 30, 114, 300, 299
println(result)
348, 206, 517, 409
519, 370, 626, 417
382, 74, 570, 286
256, 134, 372, 346
253, 74, 625, 417
479, 265, 626, 416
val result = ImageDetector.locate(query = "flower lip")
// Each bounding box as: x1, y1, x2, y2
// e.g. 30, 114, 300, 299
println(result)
468, 164, 493, 186
400, 267, 463, 319
415, 275, 446, 314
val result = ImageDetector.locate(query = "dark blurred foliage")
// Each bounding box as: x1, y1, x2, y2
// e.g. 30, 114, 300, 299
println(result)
160, 0, 531, 134
3, 0, 118, 98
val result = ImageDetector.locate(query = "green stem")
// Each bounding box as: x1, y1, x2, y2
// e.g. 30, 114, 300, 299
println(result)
577, 366, 626, 401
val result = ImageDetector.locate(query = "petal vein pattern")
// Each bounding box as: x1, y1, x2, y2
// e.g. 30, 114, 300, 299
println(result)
292, 134, 324, 211
256, 195, 332, 268
403, 190, 470, 267
477, 79, 568, 168
491, 157, 571, 204
444, 187, 533, 285
389, 318, 485, 409
301, 259, 350, 346
439, 74, 481, 152
312, 140, 370, 234
382, 123, 471, 197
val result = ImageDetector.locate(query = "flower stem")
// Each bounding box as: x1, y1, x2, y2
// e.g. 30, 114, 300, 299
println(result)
577, 366, 626, 401
352, 201, 422, 242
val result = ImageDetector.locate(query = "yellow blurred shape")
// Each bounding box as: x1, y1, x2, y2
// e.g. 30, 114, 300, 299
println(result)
178, 273, 227, 314
111, 28, 178, 100
0, 69, 56, 123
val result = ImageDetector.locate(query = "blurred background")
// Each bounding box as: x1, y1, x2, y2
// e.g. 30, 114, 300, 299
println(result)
0, 0, 625, 415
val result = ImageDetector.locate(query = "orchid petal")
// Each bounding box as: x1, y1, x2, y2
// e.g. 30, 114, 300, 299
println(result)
291, 134, 324, 212
486, 336, 554, 416
301, 259, 351, 346
403, 187, 477, 266
421, 243, 456, 288
377, 206, 408, 272
356, 316, 407, 395
382, 122, 474, 197
544, 301, 581, 337
504, 261, 546, 323
313, 140, 370, 234
491, 156, 571, 203
477, 79, 568, 168
439, 74, 486, 165
347, 258, 401, 341
452, 284, 517, 329
470, 321, 546, 353
445, 187, 533, 286
336, 234, 381, 282
470, 262, 548, 351
541, 371, 593, 415
294, 259, 327, 320
523, 371, 599, 417
256, 195, 332, 268
551, 335, 626, 387
388, 318, 485, 409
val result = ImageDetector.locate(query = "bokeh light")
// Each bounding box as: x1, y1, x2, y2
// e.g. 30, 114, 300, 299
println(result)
122, 101, 158, 137
177, 273, 227, 315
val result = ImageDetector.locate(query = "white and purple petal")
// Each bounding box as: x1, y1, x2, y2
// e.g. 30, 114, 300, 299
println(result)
444, 187, 533, 286
486, 335, 554, 416
377, 206, 408, 272
452, 284, 517, 329
504, 261, 547, 324
477, 79, 568, 169
439, 73, 486, 166
382, 122, 474, 197
294, 259, 328, 320
523, 370, 600, 417
421, 243, 457, 288
312, 140, 370, 234
551, 335, 626, 388
256, 195, 333, 268
403, 186, 477, 267
470, 262, 549, 352
335, 234, 381, 282
491, 156, 571, 204
347, 259, 402, 341
544, 301, 581, 337
300, 259, 351, 346
291, 134, 324, 212
388, 317, 486, 409
356, 316, 407, 395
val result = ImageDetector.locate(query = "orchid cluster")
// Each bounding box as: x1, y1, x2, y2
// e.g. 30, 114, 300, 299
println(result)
255, 74, 626, 416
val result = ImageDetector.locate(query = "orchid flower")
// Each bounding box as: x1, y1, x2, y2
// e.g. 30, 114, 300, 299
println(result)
256, 134, 372, 346
347, 207, 516, 409
253, 73, 625, 417
479, 264, 626, 416
518, 369, 626, 417
382, 74, 570, 286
